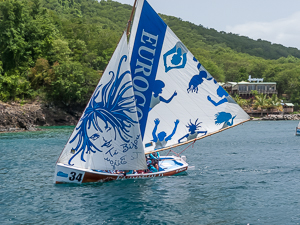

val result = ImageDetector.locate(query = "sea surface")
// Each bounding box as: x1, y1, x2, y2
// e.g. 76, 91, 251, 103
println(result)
1, 121, 300, 224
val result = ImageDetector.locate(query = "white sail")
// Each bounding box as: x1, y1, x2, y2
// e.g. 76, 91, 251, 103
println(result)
129, 0, 250, 153
57, 32, 147, 171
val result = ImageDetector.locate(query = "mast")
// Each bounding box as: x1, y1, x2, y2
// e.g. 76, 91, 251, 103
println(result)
126, 0, 138, 37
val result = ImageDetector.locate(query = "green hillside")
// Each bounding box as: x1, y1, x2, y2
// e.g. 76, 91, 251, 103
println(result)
1, 0, 300, 106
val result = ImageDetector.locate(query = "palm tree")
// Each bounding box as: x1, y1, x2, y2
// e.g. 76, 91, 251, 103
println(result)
253, 94, 269, 116
233, 94, 249, 109
267, 94, 283, 114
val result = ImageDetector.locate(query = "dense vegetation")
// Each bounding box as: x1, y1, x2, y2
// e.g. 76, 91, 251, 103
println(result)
1, 0, 300, 107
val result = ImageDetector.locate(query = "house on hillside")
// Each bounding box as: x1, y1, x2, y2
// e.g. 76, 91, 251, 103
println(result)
222, 76, 277, 99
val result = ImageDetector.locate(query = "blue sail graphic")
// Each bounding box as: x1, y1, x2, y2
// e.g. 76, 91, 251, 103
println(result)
129, 0, 249, 154
130, 0, 167, 139
58, 33, 147, 171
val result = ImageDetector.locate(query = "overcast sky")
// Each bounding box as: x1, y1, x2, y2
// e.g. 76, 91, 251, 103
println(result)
114, 0, 300, 50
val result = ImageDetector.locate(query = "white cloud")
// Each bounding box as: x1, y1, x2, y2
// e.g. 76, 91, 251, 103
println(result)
226, 11, 300, 49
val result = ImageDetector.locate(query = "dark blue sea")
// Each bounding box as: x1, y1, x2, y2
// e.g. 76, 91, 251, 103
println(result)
1, 121, 300, 224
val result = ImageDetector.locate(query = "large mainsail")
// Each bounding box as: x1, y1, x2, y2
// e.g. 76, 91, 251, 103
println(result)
128, 0, 250, 153
57, 32, 147, 171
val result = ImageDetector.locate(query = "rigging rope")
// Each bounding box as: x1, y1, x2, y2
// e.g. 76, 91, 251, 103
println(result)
162, 140, 196, 162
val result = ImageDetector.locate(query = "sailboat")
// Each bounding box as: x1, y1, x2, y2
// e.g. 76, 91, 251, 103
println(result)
296, 122, 300, 136
54, 0, 250, 184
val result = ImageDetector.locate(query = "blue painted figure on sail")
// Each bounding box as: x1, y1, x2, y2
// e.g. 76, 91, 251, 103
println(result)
149, 80, 177, 111
152, 118, 179, 149
163, 42, 188, 72
215, 112, 236, 129
178, 119, 207, 143
207, 86, 237, 106
187, 70, 208, 93
67, 55, 138, 166
187, 57, 217, 93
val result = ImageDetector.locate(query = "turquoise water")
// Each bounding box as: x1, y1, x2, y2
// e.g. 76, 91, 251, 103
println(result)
1, 121, 300, 224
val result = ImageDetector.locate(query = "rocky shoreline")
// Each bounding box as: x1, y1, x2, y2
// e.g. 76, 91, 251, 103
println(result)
0, 101, 82, 133
259, 114, 300, 121
0, 101, 300, 133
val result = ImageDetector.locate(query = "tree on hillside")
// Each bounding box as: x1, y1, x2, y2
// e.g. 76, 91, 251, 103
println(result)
1, 0, 300, 107
45, 61, 99, 106
267, 94, 283, 113
253, 94, 269, 116
0, 0, 57, 72
233, 94, 249, 109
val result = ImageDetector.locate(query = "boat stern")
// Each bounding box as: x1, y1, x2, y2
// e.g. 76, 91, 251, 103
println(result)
54, 163, 86, 184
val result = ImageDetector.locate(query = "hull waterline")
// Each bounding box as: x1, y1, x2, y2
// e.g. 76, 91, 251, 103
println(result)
55, 156, 188, 184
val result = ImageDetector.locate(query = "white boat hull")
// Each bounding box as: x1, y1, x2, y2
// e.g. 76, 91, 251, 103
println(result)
54, 156, 188, 184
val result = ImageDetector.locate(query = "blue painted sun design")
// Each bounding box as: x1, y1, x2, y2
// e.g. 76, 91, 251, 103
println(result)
68, 55, 138, 166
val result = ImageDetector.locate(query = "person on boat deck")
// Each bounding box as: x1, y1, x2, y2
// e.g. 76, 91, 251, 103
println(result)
148, 164, 158, 173
149, 152, 160, 171
145, 158, 155, 173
